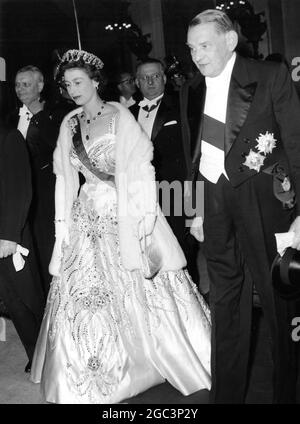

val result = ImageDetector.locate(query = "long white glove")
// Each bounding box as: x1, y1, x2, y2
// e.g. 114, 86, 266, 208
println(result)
0, 317, 6, 342
49, 221, 69, 277
48, 174, 69, 277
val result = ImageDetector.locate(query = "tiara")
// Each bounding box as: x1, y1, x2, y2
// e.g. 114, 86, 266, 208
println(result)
60, 49, 104, 70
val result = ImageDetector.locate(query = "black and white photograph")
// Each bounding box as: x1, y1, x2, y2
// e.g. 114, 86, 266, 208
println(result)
0, 0, 299, 408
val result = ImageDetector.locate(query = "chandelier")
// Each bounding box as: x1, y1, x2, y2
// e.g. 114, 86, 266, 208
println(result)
103, 1, 152, 61
105, 22, 132, 31
216, 0, 267, 59
216, 1, 247, 11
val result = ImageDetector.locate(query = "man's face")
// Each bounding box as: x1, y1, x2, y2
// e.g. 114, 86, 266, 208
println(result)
136, 63, 166, 100
187, 22, 235, 77
118, 72, 136, 97
15, 71, 43, 106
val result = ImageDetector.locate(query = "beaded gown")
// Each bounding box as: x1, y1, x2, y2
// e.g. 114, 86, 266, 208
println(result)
30, 110, 211, 404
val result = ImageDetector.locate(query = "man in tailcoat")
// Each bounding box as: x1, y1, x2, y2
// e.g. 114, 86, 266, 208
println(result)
8, 65, 61, 295
130, 58, 199, 284
181, 9, 300, 403
0, 124, 44, 372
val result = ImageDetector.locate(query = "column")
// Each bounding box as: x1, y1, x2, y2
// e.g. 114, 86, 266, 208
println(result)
129, 0, 165, 61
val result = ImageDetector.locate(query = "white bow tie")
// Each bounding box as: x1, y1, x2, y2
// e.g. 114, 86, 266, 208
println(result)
19, 105, 33, 119
138, 99, 160, 108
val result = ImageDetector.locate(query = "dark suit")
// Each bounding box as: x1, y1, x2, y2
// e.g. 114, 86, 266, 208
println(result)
130, 94, 199, 282
181, 54, 300, 403
8, 106, 60, 294
0, 126, 44, 361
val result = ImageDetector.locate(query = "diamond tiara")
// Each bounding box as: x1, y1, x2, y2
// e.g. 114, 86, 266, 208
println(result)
60, 49, 104, 71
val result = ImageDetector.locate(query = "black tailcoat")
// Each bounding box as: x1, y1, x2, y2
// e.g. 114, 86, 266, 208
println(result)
0, 126, 45, 361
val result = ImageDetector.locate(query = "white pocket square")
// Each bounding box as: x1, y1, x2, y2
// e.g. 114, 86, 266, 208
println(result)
164, 120, 177, 126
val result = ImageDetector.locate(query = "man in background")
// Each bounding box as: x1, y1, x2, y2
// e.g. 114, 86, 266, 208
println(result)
8, 65, 60, 295
116, 71, 141, 108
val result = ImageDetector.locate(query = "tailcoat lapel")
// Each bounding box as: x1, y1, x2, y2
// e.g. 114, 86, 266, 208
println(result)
188, 75, 206, 170
151, 97, 167, 142
225, 56, 257, 155
7, 110, 19, 129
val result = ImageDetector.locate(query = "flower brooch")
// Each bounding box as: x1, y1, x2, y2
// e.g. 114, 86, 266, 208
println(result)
243, 131, 277, 172
67, 116, 78, 136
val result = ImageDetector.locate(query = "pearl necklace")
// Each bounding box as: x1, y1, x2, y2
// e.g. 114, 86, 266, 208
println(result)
81, 103, 105, 141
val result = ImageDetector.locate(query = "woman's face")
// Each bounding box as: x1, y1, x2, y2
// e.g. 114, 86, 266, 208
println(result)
64, 68, 98, 106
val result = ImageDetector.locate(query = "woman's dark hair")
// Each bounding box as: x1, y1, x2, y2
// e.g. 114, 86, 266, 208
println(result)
55, 58, 107, 95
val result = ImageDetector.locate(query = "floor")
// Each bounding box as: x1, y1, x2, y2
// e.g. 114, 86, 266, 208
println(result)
0, 249, 299, 405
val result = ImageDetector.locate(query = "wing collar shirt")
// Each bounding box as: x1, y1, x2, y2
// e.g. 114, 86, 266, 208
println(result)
200, 52, 236, 183
17, 104, 33, 139
138, 93, 164, 140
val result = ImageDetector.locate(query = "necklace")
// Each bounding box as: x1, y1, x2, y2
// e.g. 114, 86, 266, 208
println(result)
81, 103, 105, 141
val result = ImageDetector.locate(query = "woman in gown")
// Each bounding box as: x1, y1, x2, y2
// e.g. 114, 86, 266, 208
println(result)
30, 49, 211, 404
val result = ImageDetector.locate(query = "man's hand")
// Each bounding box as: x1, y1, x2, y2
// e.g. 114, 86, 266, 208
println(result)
290, 216, 300, 250
190, 216, 204, 242
0, 240, 17, 258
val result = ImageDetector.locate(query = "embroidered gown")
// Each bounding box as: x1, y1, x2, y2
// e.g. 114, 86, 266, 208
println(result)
30, 110, 211, 404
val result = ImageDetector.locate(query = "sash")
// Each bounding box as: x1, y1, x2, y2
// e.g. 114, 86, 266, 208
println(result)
202, 114, 224, 150
72, 115, 114, 183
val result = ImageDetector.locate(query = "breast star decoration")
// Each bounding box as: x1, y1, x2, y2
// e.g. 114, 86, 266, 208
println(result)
243, 131, 277, 172
243, 149, 266, 172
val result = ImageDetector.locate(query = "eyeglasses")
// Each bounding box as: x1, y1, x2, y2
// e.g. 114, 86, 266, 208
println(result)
137, 73, 163, 83
119, 77, 134, 84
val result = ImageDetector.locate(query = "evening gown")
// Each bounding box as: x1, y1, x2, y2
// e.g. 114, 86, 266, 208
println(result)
30, 110, 211, 404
